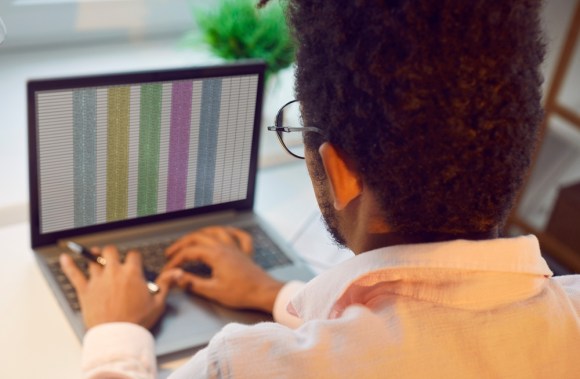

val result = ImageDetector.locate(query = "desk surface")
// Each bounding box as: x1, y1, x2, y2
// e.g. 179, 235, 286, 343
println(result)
0, 162, 352, 379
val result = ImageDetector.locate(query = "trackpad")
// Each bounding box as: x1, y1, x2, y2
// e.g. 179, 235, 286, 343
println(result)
153, 290, 270, 356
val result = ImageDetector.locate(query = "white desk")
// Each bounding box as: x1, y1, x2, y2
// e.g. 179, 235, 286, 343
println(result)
0, 162, 352, 379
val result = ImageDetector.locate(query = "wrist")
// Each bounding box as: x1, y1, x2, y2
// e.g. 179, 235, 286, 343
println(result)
253, 278, 285, 314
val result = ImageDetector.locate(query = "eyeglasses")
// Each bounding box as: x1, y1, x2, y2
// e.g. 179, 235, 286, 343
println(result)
267, 100, 326, 159
0, 17, 6, 45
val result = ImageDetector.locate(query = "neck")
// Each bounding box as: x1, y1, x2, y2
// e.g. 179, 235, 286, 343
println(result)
351, 228, 500, 254
341, 188, 500, 254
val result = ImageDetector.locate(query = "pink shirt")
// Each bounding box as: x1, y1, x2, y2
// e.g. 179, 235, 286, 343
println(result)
82, 235, 580, 378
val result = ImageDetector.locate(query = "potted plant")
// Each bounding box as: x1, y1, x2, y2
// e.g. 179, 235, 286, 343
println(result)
183, 0, 295, 82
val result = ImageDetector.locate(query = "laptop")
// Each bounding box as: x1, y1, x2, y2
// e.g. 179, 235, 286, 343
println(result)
27, 61, 314, 357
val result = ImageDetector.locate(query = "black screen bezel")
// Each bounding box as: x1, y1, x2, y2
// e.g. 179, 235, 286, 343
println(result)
27, 61, 266, 248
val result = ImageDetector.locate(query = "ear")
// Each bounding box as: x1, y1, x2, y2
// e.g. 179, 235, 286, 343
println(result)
318, 142, 362, 210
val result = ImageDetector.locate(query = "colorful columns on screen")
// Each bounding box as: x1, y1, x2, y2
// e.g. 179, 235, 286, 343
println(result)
106, 86, 131, 221
37, 75, 257, 233
70, 78, 219, 225
137, 83, 162, 217
73, 89, 97, 226
85, 80, 219, 224
196, 79, 222, 207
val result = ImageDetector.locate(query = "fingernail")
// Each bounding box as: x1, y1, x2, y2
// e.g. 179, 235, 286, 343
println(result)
173, 268, 184, 280
59, 254, 67, 265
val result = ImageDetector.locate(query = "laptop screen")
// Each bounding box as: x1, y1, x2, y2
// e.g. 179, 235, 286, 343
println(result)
28, 62, 265, 247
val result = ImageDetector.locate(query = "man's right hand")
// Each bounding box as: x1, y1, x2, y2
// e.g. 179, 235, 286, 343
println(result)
60, 246, 178, 330
163, 226, 285, 314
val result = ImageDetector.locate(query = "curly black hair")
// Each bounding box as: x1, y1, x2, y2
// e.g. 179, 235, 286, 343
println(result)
262, 0, 545, 235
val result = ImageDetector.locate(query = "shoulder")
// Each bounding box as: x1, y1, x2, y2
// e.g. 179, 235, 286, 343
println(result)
204, 307, 389, 378
551, 274, 580, 312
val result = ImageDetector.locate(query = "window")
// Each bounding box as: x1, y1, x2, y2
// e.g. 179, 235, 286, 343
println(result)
0, 0, 204, 49
0, 0, 216, 213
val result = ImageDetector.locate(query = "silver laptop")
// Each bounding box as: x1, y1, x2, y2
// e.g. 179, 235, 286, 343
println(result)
27, 61, 314, 357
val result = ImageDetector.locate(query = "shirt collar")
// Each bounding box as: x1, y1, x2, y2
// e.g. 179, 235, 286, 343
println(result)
288, 235, 552, 320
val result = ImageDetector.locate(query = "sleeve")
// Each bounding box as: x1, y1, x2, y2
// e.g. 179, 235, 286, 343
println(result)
81, 282, 306, 379
169, 282, 307, 378
167, 347, 214, 379
272, 280, 306, 328
554, 275, 580, 313
81, 323, 157, 379
171, 308, 378, 379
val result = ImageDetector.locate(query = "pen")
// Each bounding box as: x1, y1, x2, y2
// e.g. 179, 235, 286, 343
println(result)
66, 241, 160, 294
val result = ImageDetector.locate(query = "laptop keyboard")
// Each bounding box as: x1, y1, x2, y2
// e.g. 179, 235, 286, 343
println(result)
47, 225, 292, 312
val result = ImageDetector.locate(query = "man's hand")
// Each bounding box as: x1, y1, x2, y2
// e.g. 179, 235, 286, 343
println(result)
60, 246, 178, 330
163, 226, 285, 313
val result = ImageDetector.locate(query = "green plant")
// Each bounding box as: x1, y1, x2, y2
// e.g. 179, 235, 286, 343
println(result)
184, 0, 295, 81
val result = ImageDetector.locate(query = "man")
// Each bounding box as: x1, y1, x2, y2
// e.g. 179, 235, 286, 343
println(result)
60, 0, 580, 377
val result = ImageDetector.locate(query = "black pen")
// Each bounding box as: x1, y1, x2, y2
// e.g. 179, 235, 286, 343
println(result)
66, 241, 160, 294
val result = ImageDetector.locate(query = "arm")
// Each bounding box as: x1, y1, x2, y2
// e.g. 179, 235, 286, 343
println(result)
78, 281, 305, 379
61, 227, 304, 378
81, 323, 157, 379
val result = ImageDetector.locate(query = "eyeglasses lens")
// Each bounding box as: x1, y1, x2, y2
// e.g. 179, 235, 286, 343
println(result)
278, 101, 305, 158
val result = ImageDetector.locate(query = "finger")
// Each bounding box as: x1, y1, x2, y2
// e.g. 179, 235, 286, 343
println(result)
88, 260, 102, 278
176, 272, 214, 299
226, 227, 253, 256
162, 251, 189, 271
87, 246, 104, 277
165, 236, 188, 257
90, 246, 101, 255
124, 250, 143, 268
140, 270, 178, 329
165, 233, 219, 257
59, 254, 87, 292
142, 269, 182, 330
163, 245, 218, 271
199, 226, 237, 246
154, 269, 180, 303
101, 245, 121, 268
166, 231, 218, 256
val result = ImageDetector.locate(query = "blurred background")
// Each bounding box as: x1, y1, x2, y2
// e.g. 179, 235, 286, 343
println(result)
0, 0, 579, 272
0, 0, 296, 223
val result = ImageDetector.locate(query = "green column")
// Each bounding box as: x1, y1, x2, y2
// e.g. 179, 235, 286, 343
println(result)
137, 83, 162, 216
